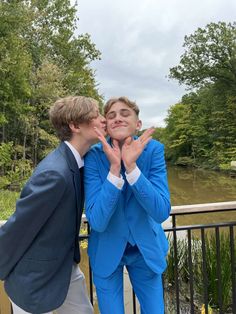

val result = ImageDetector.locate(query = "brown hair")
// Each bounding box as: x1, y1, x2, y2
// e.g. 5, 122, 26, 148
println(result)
49, 96, 99, 141
104, 96, 139, 117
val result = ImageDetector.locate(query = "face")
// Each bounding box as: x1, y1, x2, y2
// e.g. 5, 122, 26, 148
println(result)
106, 101, 142, 141
78, 106, 107, 143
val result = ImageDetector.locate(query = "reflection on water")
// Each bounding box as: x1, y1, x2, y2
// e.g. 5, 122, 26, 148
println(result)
167, 166, 236, 226
168, 166, 236, 206
80, 166, 236, 313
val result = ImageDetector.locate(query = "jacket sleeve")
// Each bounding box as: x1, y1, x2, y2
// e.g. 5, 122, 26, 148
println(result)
84, 151, 121, 232
129, 143, 171, 223
0, 170, 66, 280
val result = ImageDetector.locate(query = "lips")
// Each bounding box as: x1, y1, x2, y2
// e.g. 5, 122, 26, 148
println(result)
112, 124, 127, 129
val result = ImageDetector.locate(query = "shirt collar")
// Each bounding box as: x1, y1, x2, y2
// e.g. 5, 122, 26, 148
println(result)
64, 141, 84, 169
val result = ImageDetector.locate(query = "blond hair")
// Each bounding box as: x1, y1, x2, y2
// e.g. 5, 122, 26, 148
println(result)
49, 96, 99, 141
104, 96, 139, 117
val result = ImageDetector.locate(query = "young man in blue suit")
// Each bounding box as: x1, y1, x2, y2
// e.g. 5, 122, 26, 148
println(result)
84, 96, 171, 314
0, 96, 106, 314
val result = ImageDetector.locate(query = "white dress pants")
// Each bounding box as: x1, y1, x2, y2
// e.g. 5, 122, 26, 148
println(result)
10, 264, 93, 314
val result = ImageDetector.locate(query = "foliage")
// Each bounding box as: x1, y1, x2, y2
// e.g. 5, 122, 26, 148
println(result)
165, 231, 235, 312
0, 142, 13, 171
166, 22, 236, 169
193, 232, 234, 312
169, 22, 236, 91
165, 234, 189, 284
0, 190, 19, 220
0, 0, 103, 184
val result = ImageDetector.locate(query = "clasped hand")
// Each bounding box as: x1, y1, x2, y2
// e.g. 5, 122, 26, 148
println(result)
94, 127, 154, 176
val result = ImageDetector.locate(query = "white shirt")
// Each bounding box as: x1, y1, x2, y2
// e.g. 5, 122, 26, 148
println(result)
107, 166, 141, 190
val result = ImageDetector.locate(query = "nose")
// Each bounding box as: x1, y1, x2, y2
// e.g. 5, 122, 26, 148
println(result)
114, 113, 123, 123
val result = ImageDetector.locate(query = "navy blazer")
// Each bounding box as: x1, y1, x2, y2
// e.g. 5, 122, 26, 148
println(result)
84, 138, 171, 278
0, 142, 83, 313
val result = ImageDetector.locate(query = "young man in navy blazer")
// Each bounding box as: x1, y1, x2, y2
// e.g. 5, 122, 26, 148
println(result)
84, 96, 171, 314
0, 96, 106, 314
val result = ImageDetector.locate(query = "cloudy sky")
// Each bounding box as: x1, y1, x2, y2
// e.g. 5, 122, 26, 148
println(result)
76, 0, 236, 128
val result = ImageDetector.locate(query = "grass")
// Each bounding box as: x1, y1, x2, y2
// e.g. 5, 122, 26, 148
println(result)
0, 190, 19, 220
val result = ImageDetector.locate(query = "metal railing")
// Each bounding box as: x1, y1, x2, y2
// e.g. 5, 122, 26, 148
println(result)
1, 201, 236, 314
163, 201, 236, 314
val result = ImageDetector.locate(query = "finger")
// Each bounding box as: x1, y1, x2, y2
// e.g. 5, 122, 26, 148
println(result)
93, 126, 104, 137
124, 136, 132, 145
141, 135, 153, 146
139, 127, 155, 142
142, 127, 155, 138
94, 127, 109, 147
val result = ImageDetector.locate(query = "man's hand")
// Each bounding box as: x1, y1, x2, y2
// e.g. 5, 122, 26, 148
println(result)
94, 127, 121, 176
122, 127, 155, 173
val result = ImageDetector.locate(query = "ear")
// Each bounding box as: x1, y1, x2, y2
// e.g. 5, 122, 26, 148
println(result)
69, 123, 80, 133
136, 120, 142, 131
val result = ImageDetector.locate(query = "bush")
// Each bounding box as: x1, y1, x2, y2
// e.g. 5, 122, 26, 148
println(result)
175, 157, 195, 167
0, 190, 19, 220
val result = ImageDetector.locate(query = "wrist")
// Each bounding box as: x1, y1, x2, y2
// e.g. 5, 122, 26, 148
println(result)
110, 165, 121, 177
124, 163, 136, 174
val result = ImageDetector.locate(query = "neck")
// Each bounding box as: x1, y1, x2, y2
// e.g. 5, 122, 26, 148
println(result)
118, 140, 125, 149
68, 137, 92, 158
111, 135, 135, 148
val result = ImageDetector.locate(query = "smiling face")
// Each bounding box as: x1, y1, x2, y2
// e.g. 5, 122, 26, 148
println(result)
106, 101, 142, 141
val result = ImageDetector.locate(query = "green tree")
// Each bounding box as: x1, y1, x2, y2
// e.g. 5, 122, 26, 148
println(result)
0, 1, 32, 143
169, 22, 236, 93
167, 22, 236, 169
0, 0, 102, 177
164, 103, 192, 162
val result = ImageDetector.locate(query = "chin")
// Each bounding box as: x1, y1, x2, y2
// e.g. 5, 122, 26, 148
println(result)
108, 130, 130, 141
110, 134, 128, 141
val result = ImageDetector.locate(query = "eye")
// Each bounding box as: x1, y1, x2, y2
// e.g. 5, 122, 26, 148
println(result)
120, 109, 130, 117
106, 112, 116, 119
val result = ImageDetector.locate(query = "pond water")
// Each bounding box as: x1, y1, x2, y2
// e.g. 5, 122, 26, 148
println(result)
167, 166, 236, 225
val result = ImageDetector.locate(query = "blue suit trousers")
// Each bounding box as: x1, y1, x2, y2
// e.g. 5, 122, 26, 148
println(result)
93, 244, 164, 314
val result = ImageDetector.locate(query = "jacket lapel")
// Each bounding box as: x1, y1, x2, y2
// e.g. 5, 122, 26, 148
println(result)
58, 142, 83, 225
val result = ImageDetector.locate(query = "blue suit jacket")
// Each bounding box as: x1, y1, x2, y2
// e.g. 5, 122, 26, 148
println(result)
0, 142, 83, 313
84, 138, 171, 278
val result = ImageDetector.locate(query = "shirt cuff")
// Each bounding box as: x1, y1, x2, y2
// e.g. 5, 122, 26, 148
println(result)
125, 166, 141, 185
107, 172, 125, 190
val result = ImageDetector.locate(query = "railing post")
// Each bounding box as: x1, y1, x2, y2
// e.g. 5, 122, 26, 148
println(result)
187, 229, 194, 313
201, 228, 209, 314
86, 221, 94, 305
230, 225, 236, 313
215, 227, 223, 313
173, 227, 180, 314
